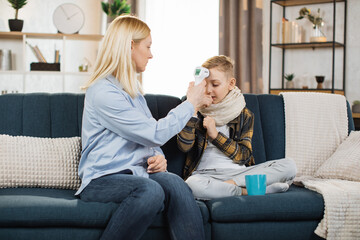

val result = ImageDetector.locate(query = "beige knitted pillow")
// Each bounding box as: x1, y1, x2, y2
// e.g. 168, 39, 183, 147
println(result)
315, 131, 360, 182
0, 134, 81, 190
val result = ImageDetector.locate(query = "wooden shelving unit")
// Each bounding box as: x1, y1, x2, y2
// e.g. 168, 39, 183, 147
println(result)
270, 88, 345, 95
0, 32, 103, 41
271, 41, 344, 49
0, 32, 103, 93
268, 0, 347, 95
272, 0, 344, 7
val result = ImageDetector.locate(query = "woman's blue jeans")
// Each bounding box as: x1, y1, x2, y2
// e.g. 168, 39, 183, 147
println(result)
80, 171, 205, 240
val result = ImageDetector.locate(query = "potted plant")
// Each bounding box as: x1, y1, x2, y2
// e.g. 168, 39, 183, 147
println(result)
8, 0, 28, 32
101, 0, 131, 24
284, 73, 295, 89
352, 100, 360, 113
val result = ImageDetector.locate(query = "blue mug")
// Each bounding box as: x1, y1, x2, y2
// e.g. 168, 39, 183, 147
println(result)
245, 174, 266, 196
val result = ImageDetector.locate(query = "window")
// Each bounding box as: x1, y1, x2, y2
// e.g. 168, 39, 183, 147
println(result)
138, 0, 219, 98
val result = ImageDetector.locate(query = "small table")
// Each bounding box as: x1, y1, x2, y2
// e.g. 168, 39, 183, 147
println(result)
353, 113, 360, 131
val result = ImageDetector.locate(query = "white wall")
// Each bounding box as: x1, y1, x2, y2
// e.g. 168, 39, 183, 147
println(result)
262, 0, 360, 105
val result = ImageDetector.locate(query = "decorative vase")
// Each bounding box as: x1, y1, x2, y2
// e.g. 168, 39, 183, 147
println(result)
285, 81, 294, 89
8, 19, 24, 32
315, 75, 325, 89
0, 49, 12, 70
310, 25, 326, 42
352, 104, 360, 113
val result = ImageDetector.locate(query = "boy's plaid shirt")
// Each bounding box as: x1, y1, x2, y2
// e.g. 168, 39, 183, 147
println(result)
177, 107, 255, 180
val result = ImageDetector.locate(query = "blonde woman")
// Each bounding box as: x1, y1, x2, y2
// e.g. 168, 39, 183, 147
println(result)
76, 16, 211, 240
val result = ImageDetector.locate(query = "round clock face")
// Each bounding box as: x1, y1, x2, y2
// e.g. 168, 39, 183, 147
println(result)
53, 3, 85, 34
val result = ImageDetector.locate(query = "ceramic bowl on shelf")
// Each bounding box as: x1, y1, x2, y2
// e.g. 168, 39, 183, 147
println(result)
315, 76, 325, 83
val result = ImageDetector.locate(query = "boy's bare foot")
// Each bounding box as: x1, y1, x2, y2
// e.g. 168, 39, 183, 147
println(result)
224, 179, 248, 195
224, 179, 237, 185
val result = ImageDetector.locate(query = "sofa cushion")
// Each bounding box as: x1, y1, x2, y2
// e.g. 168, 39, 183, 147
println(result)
0, 94, 24, 136
211, 221, 323, 240
347, 101, 355, 133
257, 94, 286, 161
0, 187, 209, 228
77, 95, 85, 136
0, 228, 103, 240
205, 185, 324, 222
197, 200, 210, 224
50, 94, 82, 137
22, 95, 52, 137
0, 134, 81, 190
0, 93, 83, 138
243, 94, 267, 164
0, 188, 118, 228
315, 130, 360, 181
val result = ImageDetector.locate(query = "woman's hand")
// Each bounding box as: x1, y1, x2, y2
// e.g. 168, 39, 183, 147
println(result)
203, 116, 218, 139
186, 80, 213, 112
147, 154, 167, 173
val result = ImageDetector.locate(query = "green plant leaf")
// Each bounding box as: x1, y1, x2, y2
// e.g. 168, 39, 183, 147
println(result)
114, 0, 121, 10
8, 0, 27, 19
284, 73, 295, 81
101, 2, 109, 15
110, 3, 120, 16
8, 0, 28, 10
101, 0, 131, 16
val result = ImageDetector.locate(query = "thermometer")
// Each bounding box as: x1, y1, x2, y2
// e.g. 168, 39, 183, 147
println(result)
194, 66, 209, 85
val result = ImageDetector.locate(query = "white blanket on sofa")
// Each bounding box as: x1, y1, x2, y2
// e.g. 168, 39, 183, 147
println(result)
281, 92, 360, 239
282, 92, 348, 176
295, 176, 360, 239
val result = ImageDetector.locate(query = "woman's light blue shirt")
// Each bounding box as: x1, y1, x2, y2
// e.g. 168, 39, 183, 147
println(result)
75, 75, 194, 195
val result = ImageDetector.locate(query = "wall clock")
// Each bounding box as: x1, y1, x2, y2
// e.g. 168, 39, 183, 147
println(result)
53, 3, 85, 34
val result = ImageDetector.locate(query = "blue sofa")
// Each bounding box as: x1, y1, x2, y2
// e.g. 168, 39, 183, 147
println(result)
0, 93, 355, 240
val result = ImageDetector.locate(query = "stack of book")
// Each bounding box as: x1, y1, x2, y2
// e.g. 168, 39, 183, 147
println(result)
27, 42, 60, 71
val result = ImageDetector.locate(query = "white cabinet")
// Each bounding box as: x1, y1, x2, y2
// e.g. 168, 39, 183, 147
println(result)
0, 32, 103, 94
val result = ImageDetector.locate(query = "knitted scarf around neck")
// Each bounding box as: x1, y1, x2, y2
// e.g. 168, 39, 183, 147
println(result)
200, 86, 246, 126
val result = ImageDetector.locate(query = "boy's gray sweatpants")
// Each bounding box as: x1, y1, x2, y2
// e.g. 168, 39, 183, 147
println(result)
185, 158, 297, 200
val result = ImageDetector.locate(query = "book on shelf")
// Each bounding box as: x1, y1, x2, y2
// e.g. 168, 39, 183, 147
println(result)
54, 50, 60, 63
26, 42, 47, 63
34, 46, 47, 63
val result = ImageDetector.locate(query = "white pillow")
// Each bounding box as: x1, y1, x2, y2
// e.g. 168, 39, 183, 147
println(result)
0, 134, 81, 190
315, 131, 360, 182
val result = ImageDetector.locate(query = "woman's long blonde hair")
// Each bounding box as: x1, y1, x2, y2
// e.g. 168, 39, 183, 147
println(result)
83, 15, 150, 98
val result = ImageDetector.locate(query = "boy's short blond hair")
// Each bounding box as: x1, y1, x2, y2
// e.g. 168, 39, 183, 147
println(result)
202, 55, 235, 78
